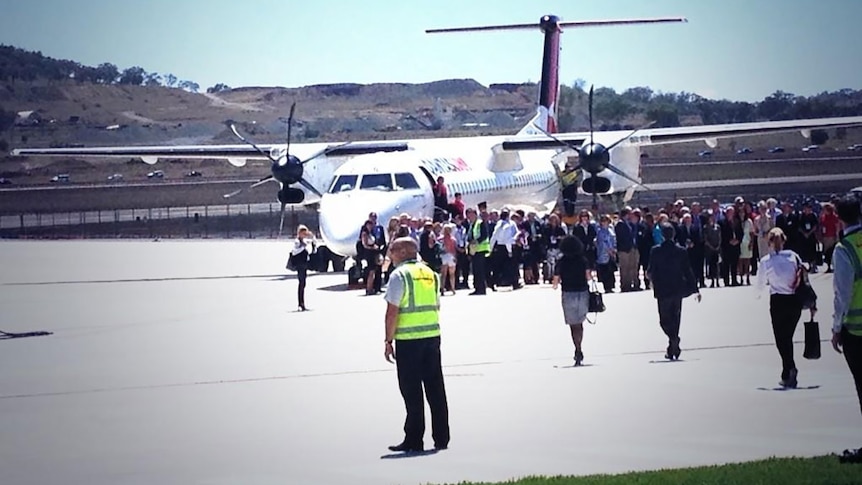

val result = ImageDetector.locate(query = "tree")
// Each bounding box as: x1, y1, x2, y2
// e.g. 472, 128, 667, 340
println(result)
118, 66, 146, 85
178, 80, 200, 93
95, 63, 119, 84
647, 104, 680, 128
758, 90, 795, 120
144, 72, 162, 86
164, 73, 178, 87
0, 107, 15, 132
206, 83, 231, 94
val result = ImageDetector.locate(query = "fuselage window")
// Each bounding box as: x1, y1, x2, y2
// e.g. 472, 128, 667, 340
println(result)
360, 173, 393, 191
329, 174, 358, 193
394, 172, 420, 190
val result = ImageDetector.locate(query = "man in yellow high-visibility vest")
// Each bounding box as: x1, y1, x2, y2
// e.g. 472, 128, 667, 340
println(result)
831, 194, 862, 463
384, 237, 449, 453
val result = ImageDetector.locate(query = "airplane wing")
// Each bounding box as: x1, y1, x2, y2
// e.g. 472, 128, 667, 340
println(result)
499, 116, 862, 150
10, 141, 411, 167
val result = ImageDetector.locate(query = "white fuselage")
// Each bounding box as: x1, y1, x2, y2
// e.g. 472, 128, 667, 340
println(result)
317, 136, 561, 257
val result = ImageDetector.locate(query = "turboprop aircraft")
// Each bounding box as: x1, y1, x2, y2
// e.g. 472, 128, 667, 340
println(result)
12, 14, 862, 253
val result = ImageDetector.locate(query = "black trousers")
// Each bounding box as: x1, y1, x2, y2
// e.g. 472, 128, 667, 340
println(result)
657, 298, 682, 348
769, 294, 802, 380
491, 245, 512, 287
471, 252, 488, 293
597, 262, 616, 292
395, 337, 449, 448
455, 251, 470, 287
842, 327, 862, 415
296, 267, 307, 308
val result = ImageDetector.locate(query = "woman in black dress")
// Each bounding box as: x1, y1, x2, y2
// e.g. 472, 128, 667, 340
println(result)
552, 235, 593, 366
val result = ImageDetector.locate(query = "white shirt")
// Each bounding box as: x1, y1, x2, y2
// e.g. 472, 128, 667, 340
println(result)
757, 249, 801, 295
490, 219, 517, 252
291, 236, 315, 256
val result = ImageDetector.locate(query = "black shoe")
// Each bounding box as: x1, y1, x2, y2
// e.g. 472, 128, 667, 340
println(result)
780, 368, 798, 389
574, 350, 584, 366
468, 291, 486, 296
434, 443, 448, 450
388, 442, 423, 453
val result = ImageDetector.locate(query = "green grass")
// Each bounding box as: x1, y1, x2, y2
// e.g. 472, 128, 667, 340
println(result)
444, 456, 862, 485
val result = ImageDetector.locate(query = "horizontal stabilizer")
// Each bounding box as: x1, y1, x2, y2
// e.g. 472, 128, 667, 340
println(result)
427, 16, 686, 34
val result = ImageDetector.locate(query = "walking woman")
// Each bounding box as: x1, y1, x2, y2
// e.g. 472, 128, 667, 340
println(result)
290, 224, 314, 311
552, 235, 593, 366
757, 227, 804, 388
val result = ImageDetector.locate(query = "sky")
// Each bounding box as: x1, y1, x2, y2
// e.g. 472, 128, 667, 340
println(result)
1, 0, 861, 102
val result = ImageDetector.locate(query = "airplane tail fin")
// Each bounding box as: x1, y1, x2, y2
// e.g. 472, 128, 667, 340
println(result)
427, 15, 685, 136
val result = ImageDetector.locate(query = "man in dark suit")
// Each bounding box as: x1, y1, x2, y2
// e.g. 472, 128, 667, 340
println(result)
647, 222, 701, 360
615, 208, 641, 292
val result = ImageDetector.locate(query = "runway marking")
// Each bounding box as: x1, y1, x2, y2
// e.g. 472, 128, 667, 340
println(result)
0, 340, 831, 401
2, 273, 291, 286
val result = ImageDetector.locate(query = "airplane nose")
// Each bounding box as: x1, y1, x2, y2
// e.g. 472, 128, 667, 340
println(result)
319, 195, 368, 257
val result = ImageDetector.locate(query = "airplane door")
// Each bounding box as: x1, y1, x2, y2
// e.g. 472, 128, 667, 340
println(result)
394, 171, 432, 219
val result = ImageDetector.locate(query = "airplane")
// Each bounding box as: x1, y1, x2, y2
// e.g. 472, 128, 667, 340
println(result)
12, 14, 862, 258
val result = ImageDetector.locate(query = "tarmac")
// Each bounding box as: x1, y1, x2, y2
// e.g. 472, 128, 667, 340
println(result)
1, 240, 860, 485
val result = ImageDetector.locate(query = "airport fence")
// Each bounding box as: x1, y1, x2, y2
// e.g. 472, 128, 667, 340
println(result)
0, 203, 321, 240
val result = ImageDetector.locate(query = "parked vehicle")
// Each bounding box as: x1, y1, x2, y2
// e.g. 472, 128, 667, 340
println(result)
698, 150, 713, 157
736, 147, 753, 154
50, 174, 70, 183
147, 170, 165, 178
185, 170, 203, 177
802, 145, 819, 152
768, 146, 785, 153
108, 173, 124, 181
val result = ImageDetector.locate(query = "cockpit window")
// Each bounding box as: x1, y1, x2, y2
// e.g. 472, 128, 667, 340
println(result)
394, 173, 420, 190
329, 174, 358, 193
359, 173, 393, 191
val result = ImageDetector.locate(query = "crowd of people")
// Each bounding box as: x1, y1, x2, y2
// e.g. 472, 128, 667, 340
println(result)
287, 191, 862, 460
349, 194, 842, 300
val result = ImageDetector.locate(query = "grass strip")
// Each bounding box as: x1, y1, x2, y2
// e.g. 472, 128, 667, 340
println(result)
443, 455, 862, 485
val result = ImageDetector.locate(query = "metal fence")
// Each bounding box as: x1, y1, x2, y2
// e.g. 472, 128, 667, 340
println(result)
0, 203, 320, 239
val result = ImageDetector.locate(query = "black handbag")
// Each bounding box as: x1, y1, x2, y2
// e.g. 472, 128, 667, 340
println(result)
286, 253, 297, 272
803, 319, 821, 360
588, 280, 606, 313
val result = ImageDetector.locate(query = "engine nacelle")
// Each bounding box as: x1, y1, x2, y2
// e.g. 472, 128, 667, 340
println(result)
582, 177, 611, 195
278, 187, 305, 205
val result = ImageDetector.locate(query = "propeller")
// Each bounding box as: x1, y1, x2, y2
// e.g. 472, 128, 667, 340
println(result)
223, 102, 327, 238
533, 84, 656, 212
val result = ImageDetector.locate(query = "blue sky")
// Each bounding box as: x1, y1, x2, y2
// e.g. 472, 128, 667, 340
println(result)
1, 0, 860, 102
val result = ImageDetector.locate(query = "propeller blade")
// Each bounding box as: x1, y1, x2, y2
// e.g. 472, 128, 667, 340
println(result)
250, 175, 277, 190
277, 202, 287, 239
300, 141, 352, 165
230, 124, 279, 164
605, 120, 657, 151
588, 85, 594, 145
286, 102, 296, 157
222, 175, 276, 199
530, 123, 581, 153
223, 188, 243, 199
605, 163, 654, 192
298, 177, 323, 198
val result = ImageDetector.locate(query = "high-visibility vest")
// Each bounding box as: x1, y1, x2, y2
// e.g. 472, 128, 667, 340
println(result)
837, 229, 862, 336
394, 260, 441, 341
472, 218, 490, 254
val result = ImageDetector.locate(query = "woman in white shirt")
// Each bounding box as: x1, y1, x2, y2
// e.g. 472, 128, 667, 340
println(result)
290, 224, 314, 311
757, 227, 804, 388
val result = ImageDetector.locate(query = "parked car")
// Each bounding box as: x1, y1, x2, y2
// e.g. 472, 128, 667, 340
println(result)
698, 150, 713, 157
736, 147, 753, 154
848, 144, 862, 151
768, 146, 785, 153
802, 145, 819, 152
185, 170, 203, 177
107, 173, 124, 181
0, 177, 12, 185
147, 170, 165, 178
50, 174, 70, 183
